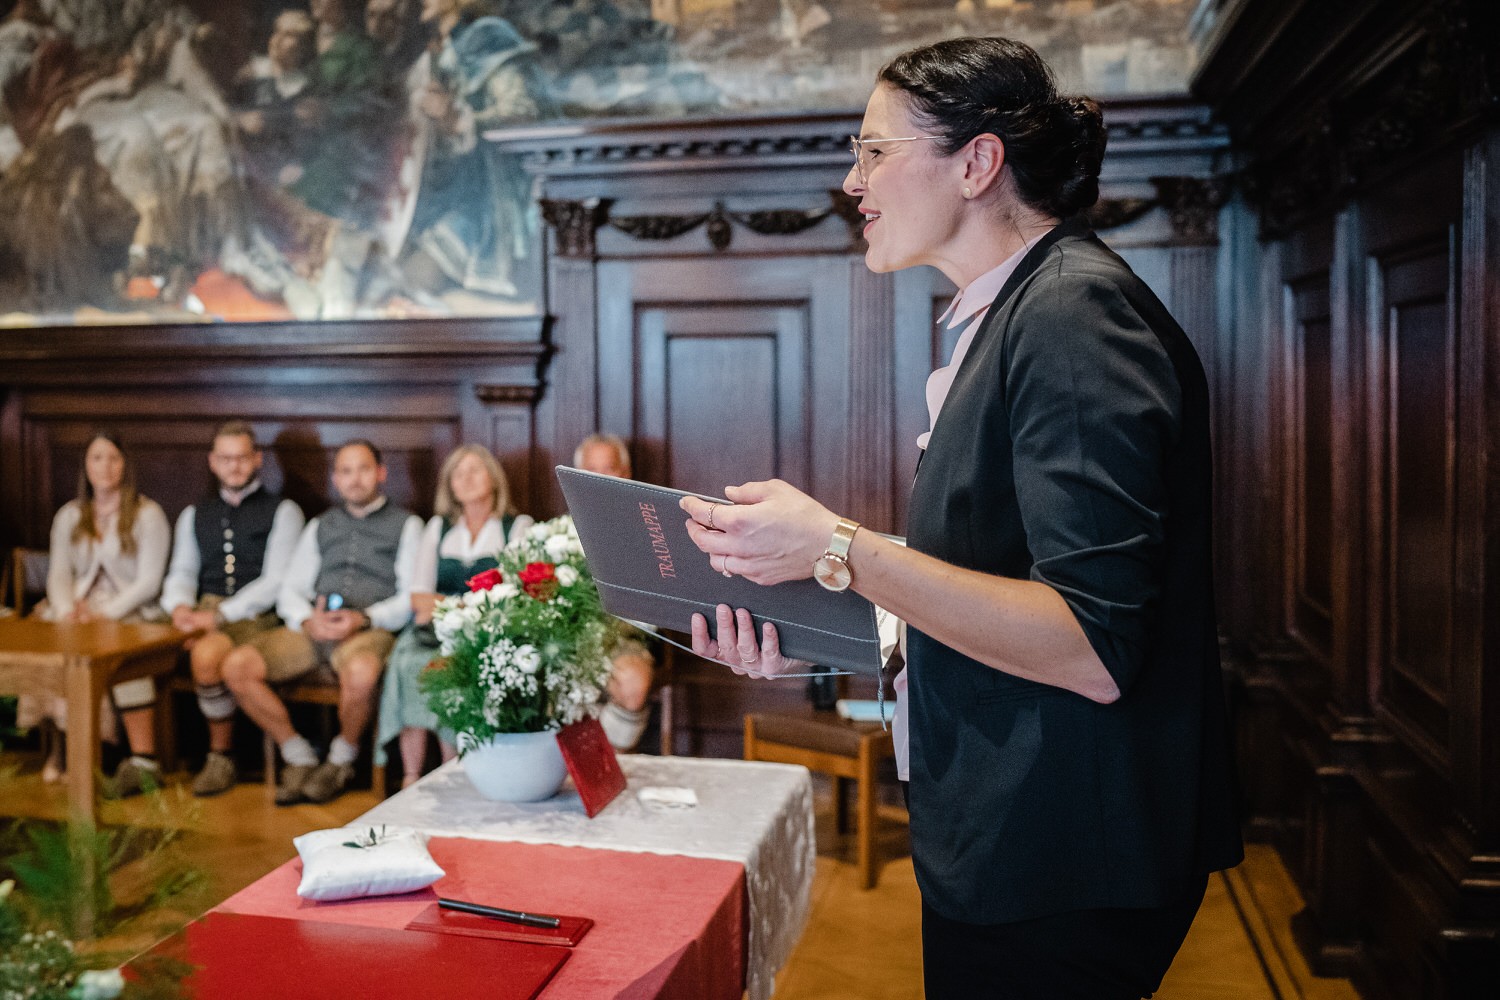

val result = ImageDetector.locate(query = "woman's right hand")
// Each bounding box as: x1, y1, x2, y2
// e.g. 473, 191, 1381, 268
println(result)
691, 604, 811, 678
411, 592, 438, 625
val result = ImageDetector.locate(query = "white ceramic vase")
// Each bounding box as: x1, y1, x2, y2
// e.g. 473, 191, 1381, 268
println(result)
460, 729, 568, 802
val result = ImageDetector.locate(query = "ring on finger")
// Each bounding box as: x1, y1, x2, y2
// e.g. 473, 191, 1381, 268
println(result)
706, 505, 717, 530
721, 554, 733, 578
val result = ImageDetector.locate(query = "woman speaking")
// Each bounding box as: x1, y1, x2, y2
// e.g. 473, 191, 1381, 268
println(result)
680, 37, 1243, 1000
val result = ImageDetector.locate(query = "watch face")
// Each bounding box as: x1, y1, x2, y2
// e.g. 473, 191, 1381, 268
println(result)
813, 555, 852, 591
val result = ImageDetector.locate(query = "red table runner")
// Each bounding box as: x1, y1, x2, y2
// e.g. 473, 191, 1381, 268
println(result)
216, 837, 746, 1000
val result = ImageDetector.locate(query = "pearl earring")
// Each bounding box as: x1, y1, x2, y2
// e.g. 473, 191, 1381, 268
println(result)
963, 186, 972, 198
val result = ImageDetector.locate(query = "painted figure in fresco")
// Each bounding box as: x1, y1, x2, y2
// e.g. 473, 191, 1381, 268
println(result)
0, 1, 243, 301
394, 0, 555, 304
232, 13, 318, 223
0, 123, 138, 311
365, 0, 426, 80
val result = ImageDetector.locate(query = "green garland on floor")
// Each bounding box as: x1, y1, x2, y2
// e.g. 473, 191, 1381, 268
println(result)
0, 778, 203, 999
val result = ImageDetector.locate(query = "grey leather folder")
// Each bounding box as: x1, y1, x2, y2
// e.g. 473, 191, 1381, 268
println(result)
557, 466, 882, 675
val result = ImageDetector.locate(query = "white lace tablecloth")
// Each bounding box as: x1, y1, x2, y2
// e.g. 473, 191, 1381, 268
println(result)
356, 754, 816, 1000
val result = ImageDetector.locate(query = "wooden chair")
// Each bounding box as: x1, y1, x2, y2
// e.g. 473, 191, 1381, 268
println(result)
6, 547, 50, 616
743, 707, 896, 889
262, 666, 384, 795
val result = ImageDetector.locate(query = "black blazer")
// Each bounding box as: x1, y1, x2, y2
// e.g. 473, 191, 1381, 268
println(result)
904, 216, 1242, 923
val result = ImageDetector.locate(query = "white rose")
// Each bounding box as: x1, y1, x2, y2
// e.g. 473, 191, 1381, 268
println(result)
74, 970, 126, 1000
514, 644, 542, 674
492, 582, 519, 601
555, 564, 578, 587
544, 534, 572, 560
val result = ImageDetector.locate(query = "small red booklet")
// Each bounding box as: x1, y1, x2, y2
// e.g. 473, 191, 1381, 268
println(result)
406, 901, 593, 946
556, 717, 626, 817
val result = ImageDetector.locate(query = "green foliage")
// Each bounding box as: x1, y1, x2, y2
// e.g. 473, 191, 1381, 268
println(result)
420, 515, 613, 748
0, 782, 207, 998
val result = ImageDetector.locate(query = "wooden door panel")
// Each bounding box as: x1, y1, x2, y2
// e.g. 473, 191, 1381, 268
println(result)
1286, 273, 1334, 661
1379, 241, 1456, 758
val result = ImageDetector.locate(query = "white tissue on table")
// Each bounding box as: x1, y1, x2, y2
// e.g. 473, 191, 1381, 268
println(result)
637, 785, 698, 808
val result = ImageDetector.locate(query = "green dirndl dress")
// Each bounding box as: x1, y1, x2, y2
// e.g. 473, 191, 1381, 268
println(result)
373, 516, 510, 764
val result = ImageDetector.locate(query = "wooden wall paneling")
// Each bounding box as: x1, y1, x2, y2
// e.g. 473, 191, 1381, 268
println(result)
538, 203, 607, 517
0, 320, 549, 548
1253, 239, 1292, 651
1372, 237, 1458, 765
1456, 130, 1500, 853
1281, 237, 1335, 666
1194, 2, 1500, 990
1213, 192, 1266, 644
846, 261, 896, 535
890, 267, 955, 535
472, 383, 544, 517
0, 391, 21, 555
591, 252, 854, 756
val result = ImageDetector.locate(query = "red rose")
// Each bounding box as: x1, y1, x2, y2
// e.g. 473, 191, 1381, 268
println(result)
468, 568, 504, 592
519, 561, 558, 599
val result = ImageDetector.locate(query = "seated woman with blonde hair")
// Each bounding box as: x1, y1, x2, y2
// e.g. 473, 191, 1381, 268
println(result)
21, 430, 170, 793
375, 444, 533, 787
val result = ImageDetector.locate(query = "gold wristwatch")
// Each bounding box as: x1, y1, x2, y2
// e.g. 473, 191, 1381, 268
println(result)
813, 517, 860, 592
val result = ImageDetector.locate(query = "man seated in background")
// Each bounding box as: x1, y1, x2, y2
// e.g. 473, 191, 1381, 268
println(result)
161, 420, 304, 798
574, 432, 658, 752
221, 439, 421, 804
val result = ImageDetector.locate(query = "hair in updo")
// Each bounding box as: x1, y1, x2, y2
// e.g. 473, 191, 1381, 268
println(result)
878, 37, 1106, 219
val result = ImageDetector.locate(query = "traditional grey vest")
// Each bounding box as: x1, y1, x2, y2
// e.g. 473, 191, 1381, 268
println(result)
313, 501, 409, 611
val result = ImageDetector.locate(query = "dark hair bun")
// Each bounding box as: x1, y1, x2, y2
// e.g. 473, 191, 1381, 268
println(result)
1047, 95, 1106, 217
879, 37, 1107, 219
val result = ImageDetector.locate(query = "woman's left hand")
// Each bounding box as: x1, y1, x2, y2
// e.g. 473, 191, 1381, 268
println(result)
691, 605, 811, 677
680, 479, 839, 585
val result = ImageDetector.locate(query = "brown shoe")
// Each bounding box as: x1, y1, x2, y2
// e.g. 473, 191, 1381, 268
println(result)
191, 752, 238, 797
274, 763, 317, 806
104, 757, 161, 800
301, 761, 356, 804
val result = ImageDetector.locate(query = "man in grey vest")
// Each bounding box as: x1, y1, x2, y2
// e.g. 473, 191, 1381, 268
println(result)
222, 439, 422, 805
159, 420, 305, 798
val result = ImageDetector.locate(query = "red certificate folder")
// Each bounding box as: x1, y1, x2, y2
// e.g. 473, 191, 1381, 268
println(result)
129, 911, 569, 1000
557, 717, 626, 818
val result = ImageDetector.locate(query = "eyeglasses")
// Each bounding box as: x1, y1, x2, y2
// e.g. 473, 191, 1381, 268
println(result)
848, 135, 941, 184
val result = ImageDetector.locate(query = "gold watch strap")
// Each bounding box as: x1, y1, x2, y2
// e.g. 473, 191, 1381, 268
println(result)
826, 517, 860, 558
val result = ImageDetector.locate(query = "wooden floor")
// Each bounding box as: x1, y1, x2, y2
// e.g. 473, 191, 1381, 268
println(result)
0, 759, 1363, 1000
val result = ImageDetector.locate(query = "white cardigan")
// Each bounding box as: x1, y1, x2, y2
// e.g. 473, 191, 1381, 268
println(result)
46, 498, 171, 621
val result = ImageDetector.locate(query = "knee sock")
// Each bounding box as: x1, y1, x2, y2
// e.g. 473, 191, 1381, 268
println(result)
196, 682, 236, 721
327, 735, 359, 767
599, 701, 649, 753
280, 734, 318, 766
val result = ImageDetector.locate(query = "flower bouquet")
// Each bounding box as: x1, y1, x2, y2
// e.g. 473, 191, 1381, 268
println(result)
420, 515, 614, 799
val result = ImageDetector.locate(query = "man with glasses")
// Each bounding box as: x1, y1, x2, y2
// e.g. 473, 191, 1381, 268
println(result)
158, 421, 305, 797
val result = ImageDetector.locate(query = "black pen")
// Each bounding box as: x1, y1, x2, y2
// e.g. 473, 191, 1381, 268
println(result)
438, 896, 562, 929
